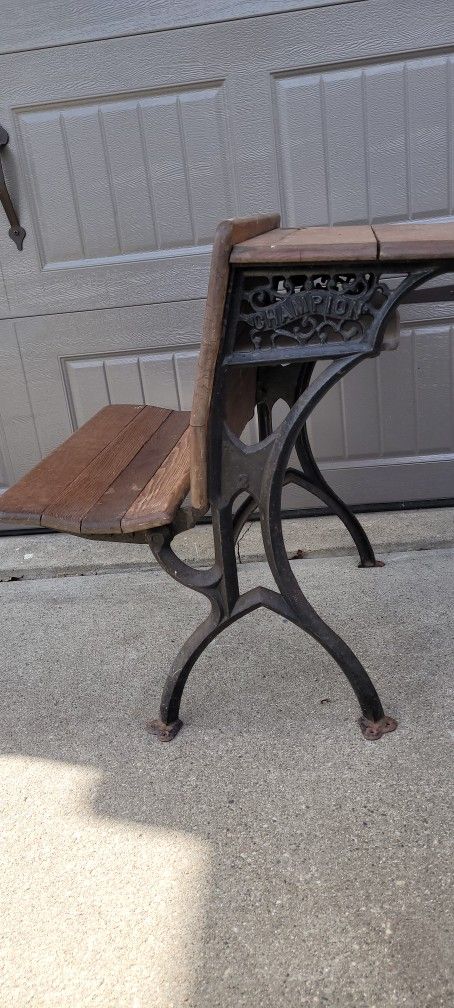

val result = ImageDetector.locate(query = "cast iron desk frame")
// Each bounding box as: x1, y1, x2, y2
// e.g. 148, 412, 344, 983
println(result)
146, 257, 452, 742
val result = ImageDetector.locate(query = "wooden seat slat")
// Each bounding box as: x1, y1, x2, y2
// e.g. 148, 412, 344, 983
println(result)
42, 405, 172, 533
0, 404, 143, 526
121, 427, 191, 533
81, 410, 190, 534
0, 405, 191, 534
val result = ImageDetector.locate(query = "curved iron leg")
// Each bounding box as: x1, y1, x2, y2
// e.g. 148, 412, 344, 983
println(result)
261, 513, 396, 739
295, 423, 381, 568
233, 465, 381, 569
261, 358, 397, 740
147, 583, 298, 740
147, 514, 290, 741
146, 525, 226, 740
294, 365, 381, 568
147, 598, 223, 740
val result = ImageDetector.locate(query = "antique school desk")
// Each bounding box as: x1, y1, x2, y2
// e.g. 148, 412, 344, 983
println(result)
1, 216, 453, 742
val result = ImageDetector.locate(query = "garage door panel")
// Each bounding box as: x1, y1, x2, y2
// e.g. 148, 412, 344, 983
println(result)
0, 0, 453, 510
291, 322, 454, 489
340, 358, 382, 460
307, 375, 347, 462
59, 107, 123, 260
406, 60, 450, 217
17, 82, 234, 271
286, 321, 454, 506
0, 262, 10, 317
364, 64, 408, 220
1, 1, 357, 56
412, 325, 454, 453
274, 53, 454, 227
0, 2, 453, 318
103, 356, 146, 407
15, 301, 204, 455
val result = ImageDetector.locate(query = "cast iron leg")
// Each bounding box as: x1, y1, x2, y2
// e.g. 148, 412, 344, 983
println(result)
146, 356, 397, 742
147, 576, 299, 740
260, 509, 397, 739
146, 525, 227, 740
260, 356, 397, 740
233, 466, 381, 571
294, 367, 382, 568
147, 513, 275, 741
147, 600, 223, 740
295, 424, 382, 568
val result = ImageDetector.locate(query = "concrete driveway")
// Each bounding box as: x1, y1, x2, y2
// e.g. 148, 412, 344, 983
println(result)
0, 528, 452, 1006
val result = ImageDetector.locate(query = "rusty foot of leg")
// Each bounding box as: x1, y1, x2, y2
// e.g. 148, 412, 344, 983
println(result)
358, 559, 386, 569
358, 714, 398, 741
146, 717, 183, 741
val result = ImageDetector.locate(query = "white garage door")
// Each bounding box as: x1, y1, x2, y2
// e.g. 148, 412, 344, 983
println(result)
0, 0, 453, 510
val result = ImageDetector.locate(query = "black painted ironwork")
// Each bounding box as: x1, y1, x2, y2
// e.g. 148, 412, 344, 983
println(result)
0, 126, 25, 250
143, 259, 452, 744
224, 261, 445, 365
236, 267, 390, 352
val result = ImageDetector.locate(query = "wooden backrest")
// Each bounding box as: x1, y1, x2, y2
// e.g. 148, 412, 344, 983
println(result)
189, 213, 280, 512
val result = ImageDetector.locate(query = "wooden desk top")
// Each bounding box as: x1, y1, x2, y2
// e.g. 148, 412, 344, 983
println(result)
230, 222, 454, 264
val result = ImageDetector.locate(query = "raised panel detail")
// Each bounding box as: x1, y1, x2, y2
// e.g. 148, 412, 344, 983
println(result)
16, 83, 234, 268
0, 321, 41, 484
308, 322, 454, 465
273, 55, 454, 226
63, 325, 454, 467
62, 348, 200, 428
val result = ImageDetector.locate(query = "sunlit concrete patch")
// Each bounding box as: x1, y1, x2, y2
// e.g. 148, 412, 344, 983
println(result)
0, 758, 209, 1008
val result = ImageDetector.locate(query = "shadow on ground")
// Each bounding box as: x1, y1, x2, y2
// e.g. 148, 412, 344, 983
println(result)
0, 549, 452, 1006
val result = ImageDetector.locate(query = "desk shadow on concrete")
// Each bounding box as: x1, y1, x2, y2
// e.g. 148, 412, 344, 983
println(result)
0, 551, 452, 1007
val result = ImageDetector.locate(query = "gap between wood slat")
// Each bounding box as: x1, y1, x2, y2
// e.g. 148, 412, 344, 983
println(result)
41, 405, 171, 532
81, 410, 190, 533
0, 404, 144, 526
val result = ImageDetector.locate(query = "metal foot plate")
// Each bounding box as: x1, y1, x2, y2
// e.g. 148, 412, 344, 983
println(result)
358, 715, 398, 741
146, 718, 183, 741
358, 559, 386, 568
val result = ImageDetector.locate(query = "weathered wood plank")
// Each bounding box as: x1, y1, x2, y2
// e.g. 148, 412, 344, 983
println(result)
190, 212, 280, 512
122, 427, 191, 532
230, 225, 378, 263
0, 404, 143, 527
42, 405, 170, 533
229, 229, 296, 262
81, 410, 189, 533
374, 222, 454, 259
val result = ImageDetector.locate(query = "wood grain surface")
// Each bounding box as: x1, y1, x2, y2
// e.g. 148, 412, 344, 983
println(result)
0, 405, 142, 526
189, 213, 280, 512
121, 427, 191, 532
42, 406, 171, 532
0, 404, 191, 534
230, 225, 378, 263
81, 411, 189, 533
374, 223, 454, 260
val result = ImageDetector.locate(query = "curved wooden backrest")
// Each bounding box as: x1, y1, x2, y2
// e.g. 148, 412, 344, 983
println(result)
190, 213, 280, 512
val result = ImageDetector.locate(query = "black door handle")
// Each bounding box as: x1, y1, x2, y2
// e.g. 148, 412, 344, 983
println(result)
0, 125, 26, 250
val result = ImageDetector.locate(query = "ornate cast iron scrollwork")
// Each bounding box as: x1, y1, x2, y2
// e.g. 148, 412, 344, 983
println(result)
233, 268, 391, 354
